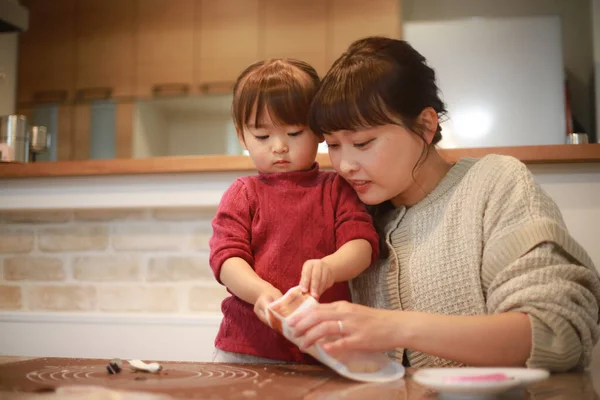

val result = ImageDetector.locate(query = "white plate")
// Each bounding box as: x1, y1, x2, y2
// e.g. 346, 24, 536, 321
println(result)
413, 367, 549, 397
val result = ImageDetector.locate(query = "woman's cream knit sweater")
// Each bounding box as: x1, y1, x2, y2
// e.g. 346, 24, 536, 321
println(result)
350, 155, 600, 372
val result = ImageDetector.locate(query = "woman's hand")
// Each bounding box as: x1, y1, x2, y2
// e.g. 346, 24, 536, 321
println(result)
300, 259, 335, 299
287, 301, 401, 353
253, 287, 283, 326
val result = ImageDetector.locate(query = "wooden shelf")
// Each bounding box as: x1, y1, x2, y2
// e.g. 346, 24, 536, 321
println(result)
1, 144, 600, 179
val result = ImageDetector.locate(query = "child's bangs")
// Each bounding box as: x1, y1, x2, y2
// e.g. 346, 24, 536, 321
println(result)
237, 73, 313, 129
308, 64, 398, 135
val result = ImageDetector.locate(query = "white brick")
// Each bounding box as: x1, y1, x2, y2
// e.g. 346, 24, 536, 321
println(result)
72, 256, 140, 282
0, 229, 34, 253
191, 224, 212, 251
147, 256, 213, 281
0, 211, 71, 223
74, 209, 146, 221
143, 286, 178, 312
189, 285, 229, 312
39, 226, 109, 252
0, 285, 22, 310
152, 207, 216, 221
97, 286, 143, 312
98, 286, 178, 312
112, 225, 189, 251
28, 286, 96, 311
3, 257, 65, 281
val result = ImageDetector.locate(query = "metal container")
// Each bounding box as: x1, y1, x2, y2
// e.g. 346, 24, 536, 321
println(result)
0, 115, 29, 163
30, 125, 50, 153
566, 133, 589, 144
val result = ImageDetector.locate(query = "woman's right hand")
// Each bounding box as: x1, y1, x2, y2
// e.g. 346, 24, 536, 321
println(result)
287, 301, 401, 354
253, 286, 283, 326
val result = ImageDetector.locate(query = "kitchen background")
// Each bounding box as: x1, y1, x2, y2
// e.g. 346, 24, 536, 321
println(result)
0, 0, 599, 160
1, 0, 600, 363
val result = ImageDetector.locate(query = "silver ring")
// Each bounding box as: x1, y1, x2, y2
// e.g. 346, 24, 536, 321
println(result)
337, 320, 344, 334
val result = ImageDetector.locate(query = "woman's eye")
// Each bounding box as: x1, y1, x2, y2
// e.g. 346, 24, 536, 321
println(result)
288, 131, 304, 137
255, 135, 269, 140
354, 139, 374, 148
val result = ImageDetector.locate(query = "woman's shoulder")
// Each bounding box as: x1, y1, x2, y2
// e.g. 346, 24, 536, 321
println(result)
460, 154, 534, 192
467, 154, 529, 178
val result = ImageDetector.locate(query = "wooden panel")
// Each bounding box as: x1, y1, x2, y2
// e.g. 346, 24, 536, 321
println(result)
329, 0, 401, 65
75, 0, 136, 100
57, 105, 74, 161
262, 0, 328, 76
135, 0, 196, 98
196, 0, 260, 87
116, 102, 134, 159
17, 0, 76, 105
71, 104, 91, 161
2, 145, 600, 178
14, 107, 33, 121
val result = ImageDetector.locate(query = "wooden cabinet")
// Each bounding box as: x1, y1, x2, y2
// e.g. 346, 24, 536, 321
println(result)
56, 105, 75, 161
135, 0, 196, 98
196, 0, 260, 89
75, 0, 136, 101
16, 0, 402, 161
116, 102, 134, 159
17, 0, 76, 105
70, 101, 133, 160
329, 0, 402, 65
71, 104, 91, 161
262, 0, 329, 76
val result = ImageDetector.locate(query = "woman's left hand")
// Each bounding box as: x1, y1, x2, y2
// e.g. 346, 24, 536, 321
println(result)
287, 301, 401, 353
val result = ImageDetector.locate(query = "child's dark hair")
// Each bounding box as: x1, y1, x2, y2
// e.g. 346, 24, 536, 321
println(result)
232, 59, 320, 136
308, 37, 448, 256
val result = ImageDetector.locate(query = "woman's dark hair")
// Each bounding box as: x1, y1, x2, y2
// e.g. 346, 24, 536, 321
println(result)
232, 58, 320, 136
309, 36, 446, 145
308, 37, 447, 255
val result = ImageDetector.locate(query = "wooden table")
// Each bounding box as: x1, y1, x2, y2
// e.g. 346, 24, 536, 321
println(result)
0, 357, 598, 399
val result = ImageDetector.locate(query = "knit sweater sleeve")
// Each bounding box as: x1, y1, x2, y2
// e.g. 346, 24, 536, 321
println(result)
331, 175, 380, 263
480, 156, 600, 371
209, 179, 254, 284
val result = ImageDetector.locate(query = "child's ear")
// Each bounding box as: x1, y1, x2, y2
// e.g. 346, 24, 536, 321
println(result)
417, 107, 439, 145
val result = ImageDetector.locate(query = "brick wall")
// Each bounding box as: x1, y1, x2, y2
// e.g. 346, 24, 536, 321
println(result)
0, 208, 228, 314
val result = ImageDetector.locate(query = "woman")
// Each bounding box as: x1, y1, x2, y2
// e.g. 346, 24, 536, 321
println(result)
288, 36, 600, 372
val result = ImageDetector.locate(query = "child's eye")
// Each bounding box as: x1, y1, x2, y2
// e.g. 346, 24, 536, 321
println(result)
288, 131, 303, 137
255, 135, 269, 140
354, 139, 374, 148
325, 143, 339, 149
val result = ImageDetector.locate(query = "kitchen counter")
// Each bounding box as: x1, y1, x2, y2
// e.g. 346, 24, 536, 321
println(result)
0, 357, 599, 399
1, 144, 600, 179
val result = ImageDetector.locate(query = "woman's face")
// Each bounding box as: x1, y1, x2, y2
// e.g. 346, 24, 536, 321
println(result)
325, 124, 427, 207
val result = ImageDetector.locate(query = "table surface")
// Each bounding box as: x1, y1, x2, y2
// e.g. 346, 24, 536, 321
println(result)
0, 357, 598, 399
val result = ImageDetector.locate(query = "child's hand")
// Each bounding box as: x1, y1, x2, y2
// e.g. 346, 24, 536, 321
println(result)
300, 259, 334, 299
254, 287, 283, 326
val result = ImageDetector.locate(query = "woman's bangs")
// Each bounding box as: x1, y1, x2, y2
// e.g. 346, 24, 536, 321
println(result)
309, 71, 397, 135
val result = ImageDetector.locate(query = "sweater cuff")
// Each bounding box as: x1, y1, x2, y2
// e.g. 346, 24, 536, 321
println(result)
526, 313, 582, 372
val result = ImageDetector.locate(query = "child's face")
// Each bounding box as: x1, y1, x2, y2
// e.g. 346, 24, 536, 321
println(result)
240, 108, 322, 174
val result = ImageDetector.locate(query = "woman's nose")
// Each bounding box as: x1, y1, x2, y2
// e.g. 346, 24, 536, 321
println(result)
339, 157, 358, 174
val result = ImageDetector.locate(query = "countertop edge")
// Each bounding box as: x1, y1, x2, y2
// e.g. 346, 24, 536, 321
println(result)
1, 144, 600, 178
